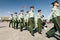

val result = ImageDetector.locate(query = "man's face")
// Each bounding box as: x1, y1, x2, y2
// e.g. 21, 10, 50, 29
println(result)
54, 3, 59, 7
20, 12, 23, 14
31, 8, 34, 11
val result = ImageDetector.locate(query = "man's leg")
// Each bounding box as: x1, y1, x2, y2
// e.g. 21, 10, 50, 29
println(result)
46, 18, 58, 38
14, 21, 16, 29
11, 20, 14, 28
30, 18, 35, 36
9, 21, 11, 27
20, 21, 23, 31
37, 19, 42, 34
16, 20, 18, 29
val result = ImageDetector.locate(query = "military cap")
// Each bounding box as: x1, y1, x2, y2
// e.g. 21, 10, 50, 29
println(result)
14, 12, 17, 14
30, 6, 34, 8
38, 9, 41, 12
51, 1, 59, 5
20, 10, 24, 12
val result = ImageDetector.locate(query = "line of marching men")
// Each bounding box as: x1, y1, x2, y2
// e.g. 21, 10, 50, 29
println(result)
9, 0, 60, 38
9, 6, 47, 36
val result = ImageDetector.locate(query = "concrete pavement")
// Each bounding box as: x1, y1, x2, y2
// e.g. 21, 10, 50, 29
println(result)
0, 22, 59, 40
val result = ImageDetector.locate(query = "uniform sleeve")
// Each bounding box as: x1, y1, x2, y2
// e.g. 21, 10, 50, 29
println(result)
47, 10, 54, 20
13, 15, 16, 20
17, 16, 19, 20
9, 16, 12, 20
54, 9, 60, 16
29, 12, 30, 17
35, 14, 37, 22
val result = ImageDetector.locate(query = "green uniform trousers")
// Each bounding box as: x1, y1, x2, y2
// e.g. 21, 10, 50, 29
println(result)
37, 18, 42, 34
9, 20, 14, 28
46, 16, 60, 37
14, 20, 18, 29
20, 18, 24, 31
28, 17, 35, 36
25, 22, 29, 30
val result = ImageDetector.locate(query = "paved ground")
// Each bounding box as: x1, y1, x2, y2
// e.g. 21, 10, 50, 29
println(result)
0, 22, 60, 40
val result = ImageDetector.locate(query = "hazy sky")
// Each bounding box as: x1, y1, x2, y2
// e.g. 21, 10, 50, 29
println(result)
0, 0, 60, 19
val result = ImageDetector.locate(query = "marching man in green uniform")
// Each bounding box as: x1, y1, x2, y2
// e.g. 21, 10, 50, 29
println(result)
9, 14, 14, 28
46, 1, 60, 38
13, 12, 18, 29
36, 10, 42, 34
28, 6, 35, 36
18, 10, 24, 31
24, 11, 29, 30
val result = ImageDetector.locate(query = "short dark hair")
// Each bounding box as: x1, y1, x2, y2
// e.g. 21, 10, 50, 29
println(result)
42, 15, 44, 17
21, 10, 24, 12
11, 14, 13, 15
38, 9, 41, 12
26, 11, 29, 13
51, 1, 59, 6
14, 12, 17, 14
30, 6, 34, 8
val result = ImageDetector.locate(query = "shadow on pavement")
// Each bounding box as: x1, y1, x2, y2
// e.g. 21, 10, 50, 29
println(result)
54, 34, 60, 40
0, 26, 6, 28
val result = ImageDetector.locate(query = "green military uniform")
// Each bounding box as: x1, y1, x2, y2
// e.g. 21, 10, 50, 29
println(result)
18, 14, 21, 28
13, 13, 18, 29
9, 14, 14, 28
24, 13, 29, 30
28, 11, 35, 36
19, 13, 24, 31
36, 13, 42, 34
46, 8, 60, 37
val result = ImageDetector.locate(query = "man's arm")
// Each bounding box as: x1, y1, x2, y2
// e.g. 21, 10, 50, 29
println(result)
47, 10, 54, 22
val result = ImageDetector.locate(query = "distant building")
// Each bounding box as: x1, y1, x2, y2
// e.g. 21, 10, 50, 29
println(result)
0, 16, 10, 22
